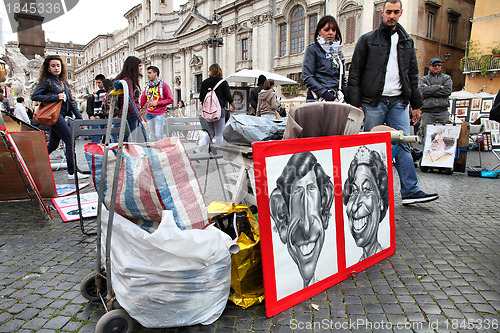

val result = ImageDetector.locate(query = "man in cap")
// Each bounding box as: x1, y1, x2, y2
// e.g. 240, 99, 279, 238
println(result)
418, 58, 452, 140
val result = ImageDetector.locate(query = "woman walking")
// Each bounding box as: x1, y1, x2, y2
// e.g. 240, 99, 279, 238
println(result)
31, 55, 87, 180
198, 64, 235, 152
303, 15, 347, 103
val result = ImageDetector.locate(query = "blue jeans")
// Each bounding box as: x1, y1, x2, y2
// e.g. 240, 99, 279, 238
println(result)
362, 100, 420, 197
146, 113, 165, 142
91, 124, 102, 143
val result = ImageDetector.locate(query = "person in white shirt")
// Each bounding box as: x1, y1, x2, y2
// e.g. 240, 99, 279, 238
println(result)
14, 97, 30, 124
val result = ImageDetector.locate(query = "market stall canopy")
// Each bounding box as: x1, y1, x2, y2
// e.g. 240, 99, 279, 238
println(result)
449, 90, 478, 99
226, 69, 297, 86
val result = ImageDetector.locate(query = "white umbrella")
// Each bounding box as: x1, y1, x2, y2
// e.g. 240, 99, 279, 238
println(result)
225, 69, 297, 86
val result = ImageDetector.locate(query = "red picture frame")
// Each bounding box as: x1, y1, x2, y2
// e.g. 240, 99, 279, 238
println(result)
252, 132, 396, 317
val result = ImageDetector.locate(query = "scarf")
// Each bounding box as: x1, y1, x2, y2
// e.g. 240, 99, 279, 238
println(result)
147, 77, 163, 99
317, 35, 342, 71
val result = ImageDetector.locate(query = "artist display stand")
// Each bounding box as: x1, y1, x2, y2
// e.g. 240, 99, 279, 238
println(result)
213, 143, 256, 206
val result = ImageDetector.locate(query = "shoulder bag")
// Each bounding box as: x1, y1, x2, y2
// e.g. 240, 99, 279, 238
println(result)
33, 82, 64, 126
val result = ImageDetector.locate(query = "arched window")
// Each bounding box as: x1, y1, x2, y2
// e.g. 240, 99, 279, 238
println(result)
339, 2, 361, 45
290, 6, 305, 55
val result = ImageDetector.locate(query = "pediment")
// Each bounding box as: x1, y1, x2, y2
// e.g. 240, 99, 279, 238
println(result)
174, 11, 210, 37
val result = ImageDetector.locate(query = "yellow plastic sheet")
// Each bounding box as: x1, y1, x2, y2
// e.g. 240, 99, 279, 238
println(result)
207, 202, 264, 309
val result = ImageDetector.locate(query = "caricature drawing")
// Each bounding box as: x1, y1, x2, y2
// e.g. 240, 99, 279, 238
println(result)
269, 151, 334, 289
342, 146, 389, 263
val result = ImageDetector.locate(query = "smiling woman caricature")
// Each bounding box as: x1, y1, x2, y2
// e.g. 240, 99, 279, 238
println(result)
343, 146, 389, 262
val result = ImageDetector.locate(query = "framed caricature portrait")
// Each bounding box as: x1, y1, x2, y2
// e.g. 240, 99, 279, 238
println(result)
253, 132, 396, 317
421, 125, 461, 168
229, 87, 249, 114
470, 111, 480, 123
456, 107, 468, 117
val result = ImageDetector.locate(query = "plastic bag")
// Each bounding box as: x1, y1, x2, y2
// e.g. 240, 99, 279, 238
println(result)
207, 202, 264, 309
100, 206, 231, 328
223, 114, 287, 146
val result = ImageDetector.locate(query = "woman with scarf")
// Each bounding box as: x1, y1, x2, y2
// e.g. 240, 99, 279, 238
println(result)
140, 65, 174, 141
31, 55, 87, 180
303, 16, 347, 103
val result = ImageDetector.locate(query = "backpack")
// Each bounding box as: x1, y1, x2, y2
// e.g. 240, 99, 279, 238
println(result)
202, 79, 225, 122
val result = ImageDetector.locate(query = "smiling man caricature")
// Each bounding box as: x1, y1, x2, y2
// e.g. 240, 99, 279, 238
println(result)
269, 152, 334, 288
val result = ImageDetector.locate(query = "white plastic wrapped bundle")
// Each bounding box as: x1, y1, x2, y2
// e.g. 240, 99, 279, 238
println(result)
100, 207, 231, 328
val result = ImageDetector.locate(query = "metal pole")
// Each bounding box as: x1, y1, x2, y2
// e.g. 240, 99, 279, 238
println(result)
213, 38, 217, 63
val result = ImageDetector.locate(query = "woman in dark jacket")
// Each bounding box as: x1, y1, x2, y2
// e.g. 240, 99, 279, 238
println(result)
197, 63, 236, 152
31, 55, 86, 180
303, 15, 347, 102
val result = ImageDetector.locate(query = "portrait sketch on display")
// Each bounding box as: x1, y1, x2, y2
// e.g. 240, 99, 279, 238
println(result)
52, 191, 98, 222
482, 99, 493, 113
340, 143, 391, 268
421, 125, 461, 168
230, 88, 248, 113
266, 150, 337, 300
470, 111, 480, 123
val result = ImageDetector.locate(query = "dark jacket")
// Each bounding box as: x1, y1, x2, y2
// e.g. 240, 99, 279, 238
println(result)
199, 76, 233, 118
31, 75, 82, 119
347, 23, 423, 109
418, 71, 452, 111
250, 84, 264, 110
303, 42, 347, 100
489, 89, 500, 122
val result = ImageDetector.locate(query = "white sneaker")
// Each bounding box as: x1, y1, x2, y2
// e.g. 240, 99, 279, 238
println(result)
68, 172, 90, 180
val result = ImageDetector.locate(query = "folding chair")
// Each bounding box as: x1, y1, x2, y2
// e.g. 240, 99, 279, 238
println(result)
70, 118, 130, 235
166, 116, 228, 201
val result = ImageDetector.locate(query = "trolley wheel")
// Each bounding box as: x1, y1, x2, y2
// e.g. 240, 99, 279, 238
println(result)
95, 309, 133, 333
80, 272, 106, 302
420, 165, 430, 172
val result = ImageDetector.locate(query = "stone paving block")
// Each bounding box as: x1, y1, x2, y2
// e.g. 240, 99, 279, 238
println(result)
21, 317, 48, 330
30, 297, 53, 309
0, 319, 24, 332
37, 308, 58, 319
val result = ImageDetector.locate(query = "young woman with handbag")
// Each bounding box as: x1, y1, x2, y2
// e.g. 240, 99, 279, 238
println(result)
31, 55, 87, 180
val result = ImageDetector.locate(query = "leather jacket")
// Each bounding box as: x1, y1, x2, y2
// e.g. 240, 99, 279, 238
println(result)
347, 23, 423, 109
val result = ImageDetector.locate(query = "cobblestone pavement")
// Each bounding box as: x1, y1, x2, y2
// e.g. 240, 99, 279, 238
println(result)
0, 139, 499, 332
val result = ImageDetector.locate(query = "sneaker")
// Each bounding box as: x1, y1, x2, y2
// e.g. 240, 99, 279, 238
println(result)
68, 172, 90, 180
402, 191, 439, 205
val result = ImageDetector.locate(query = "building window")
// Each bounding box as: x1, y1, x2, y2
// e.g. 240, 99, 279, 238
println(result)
427, 11, 435, 39
66, 57, 71, 65
195, 74, 202, 93
340, 3, 361, 45
242, 38, 248, 60
448, 11, 460, 46
77, 58, 82, 65
68, 71, 72, 80
290, 6, 305, 55
373, 3, 384, 29
346, 17, 356, 44
309, 14, 318, 44
280, 24, 287, 56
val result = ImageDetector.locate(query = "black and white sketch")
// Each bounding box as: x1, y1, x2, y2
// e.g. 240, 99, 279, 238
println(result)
230, 88, 248, 113
267, 150, 337, 300
421, 125, 461, 168
341, 144, 390, 267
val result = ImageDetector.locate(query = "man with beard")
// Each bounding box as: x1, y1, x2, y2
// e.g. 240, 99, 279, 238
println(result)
269, 152, 334, 289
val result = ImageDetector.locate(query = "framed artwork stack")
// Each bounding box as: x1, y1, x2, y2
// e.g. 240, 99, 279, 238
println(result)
253, 132, 396, 317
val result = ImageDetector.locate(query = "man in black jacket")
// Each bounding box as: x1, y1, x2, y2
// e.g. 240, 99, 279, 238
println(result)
418, 58, 452, 140
348, 0, 438, 205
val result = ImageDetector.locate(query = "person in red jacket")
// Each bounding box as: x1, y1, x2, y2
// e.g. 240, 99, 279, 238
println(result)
140, 66, 174, 141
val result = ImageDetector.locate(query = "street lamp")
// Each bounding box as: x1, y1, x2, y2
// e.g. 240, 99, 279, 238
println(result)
207, 11, 223, 63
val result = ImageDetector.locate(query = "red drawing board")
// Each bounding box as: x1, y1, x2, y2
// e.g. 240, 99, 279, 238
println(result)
252, 132, 396, 317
